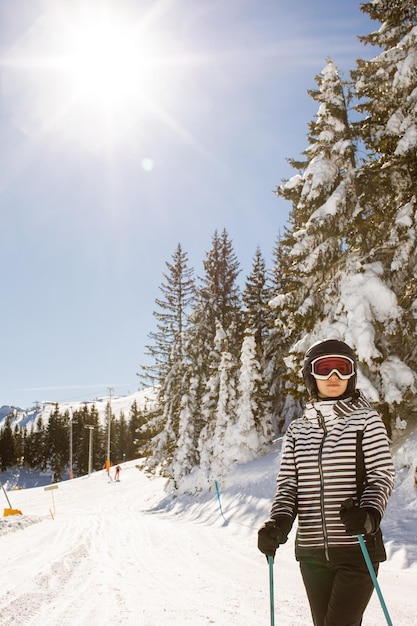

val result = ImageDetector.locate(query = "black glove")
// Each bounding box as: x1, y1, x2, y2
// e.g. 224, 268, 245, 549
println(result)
340, 498, 379, 535
258, 520, 284, 558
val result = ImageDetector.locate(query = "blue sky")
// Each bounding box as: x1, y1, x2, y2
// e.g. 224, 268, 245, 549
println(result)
0, 0, 373, 408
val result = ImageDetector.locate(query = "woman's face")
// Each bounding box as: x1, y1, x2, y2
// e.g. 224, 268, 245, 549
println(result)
316, 373, 349, 399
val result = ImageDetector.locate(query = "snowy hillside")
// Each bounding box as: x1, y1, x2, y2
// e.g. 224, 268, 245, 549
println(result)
0, 428, 416, 626
0, 388, 156, 432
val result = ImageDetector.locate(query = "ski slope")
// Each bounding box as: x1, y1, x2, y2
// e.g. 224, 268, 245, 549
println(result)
1, 440, 416, 626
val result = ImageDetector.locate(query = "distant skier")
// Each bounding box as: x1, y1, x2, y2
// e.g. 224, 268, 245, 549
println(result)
114, 465, 121, 481
258, 339, 395, 626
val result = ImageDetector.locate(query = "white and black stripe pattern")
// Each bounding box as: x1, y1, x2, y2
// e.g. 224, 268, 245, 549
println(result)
270, 392, 395, 559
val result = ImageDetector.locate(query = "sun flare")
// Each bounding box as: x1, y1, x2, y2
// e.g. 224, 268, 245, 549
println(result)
3, 3, 181, 150
64, 11, 157, 114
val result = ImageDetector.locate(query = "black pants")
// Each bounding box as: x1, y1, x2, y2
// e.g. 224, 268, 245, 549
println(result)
299, 557, 378, 626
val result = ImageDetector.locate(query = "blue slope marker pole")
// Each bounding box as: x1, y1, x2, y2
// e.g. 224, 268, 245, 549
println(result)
358, 534, 393, 626
214, 480, 226, 521
268, 556, 275, 626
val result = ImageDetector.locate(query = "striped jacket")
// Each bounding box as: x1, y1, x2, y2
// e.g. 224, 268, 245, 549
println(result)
270, 392, 395, 562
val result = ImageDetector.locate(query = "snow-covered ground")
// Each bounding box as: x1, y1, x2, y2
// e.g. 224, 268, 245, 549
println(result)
1, 429, 416, 626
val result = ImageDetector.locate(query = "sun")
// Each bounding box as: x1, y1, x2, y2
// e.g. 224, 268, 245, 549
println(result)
3, 2, 184, 151
63, 8, 158, 116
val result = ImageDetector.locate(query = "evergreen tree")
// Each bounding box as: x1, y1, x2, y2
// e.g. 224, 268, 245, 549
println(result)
170, 374, 200, 488
141, 243, 195, 387
351, 1, 417, 252
13, 424, 24, 465
113, 411, 128, 463
24, 416, 47, 471
189, 230, 242, 484
197, 229, 242, 358
0, 416, 16, 470
342, 0, 417, 423
129, 400, 154, 458
274, 6, 417, 429
228, 333, 273, 463
21, 425, 29, 466
140, 244, 195, 473
134, 401, 165, 463
275, 60, 356, 338
198, 324, 237, 483
126, 402, 139, 459
268, 59, 357, 412
91, 405, 103, 472
242, 246, 272, 350
148, 362, 186, 476
263, 233, 297, 432
71, 407, 89, 476
73, 405, 102, 475
46, 406, 68, 482
190, 228, 242, 395
241, 250, 274, 435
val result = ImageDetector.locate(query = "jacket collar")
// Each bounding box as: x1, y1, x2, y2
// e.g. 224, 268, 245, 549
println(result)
332, 391, 372, 417
304, 391, 371, 425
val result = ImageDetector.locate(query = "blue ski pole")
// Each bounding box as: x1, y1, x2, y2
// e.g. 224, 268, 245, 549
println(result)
358, 534, 393, 626
268, 555, 275, 626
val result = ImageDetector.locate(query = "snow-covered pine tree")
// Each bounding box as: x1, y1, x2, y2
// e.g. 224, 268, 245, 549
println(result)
129, 399, 153, 459
275, 3, 417, 430
345, 0, 417, 424
142, 243, 195, 386
197, 229, 242, 357
351, 1, 417, 252
241, 248, 274, 436
170, 373, 200, 490
189, 229, 242, 485
227, 333, 273, 464
198, 325, 237, 483
268, 60, 357, 411
140, 243, 195, 473
242, 246, 272, 350
262, 233, 300, 432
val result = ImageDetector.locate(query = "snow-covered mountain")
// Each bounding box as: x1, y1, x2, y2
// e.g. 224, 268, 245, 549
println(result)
0, 425, 416, 625
0, 388, 156, 432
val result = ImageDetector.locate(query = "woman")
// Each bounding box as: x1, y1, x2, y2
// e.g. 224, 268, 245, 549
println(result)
258, 339, 395, 626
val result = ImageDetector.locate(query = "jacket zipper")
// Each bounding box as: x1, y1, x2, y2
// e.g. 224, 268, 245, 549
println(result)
317, 410, 330, 561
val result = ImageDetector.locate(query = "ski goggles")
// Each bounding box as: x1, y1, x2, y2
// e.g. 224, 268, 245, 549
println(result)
310, 355, 355, 380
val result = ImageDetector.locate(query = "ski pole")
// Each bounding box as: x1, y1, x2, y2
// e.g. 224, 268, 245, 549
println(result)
268, 555, 275, 626
358, 534, 393, 626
